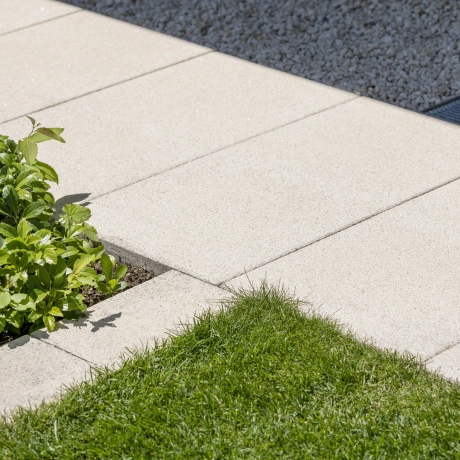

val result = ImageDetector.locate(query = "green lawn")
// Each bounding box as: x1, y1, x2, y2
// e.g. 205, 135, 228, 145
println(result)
1, 283, 459, 459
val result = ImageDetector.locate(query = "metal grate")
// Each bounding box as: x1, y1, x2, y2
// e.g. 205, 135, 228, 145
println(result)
424, 96, 460, 126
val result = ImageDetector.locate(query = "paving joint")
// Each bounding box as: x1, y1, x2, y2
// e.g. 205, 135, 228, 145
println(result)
1, 49, 214, 125
89, 96, 360, 204
103, 239, 228, 291
221, 173, 460, 286
101, 240, 172, 277
423, 340, 460, 363
0, 9, 81, 38
2, 2, 459, 401
34, 337, 97, 367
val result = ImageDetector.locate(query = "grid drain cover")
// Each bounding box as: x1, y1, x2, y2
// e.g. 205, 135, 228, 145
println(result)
424, 97, 460, 126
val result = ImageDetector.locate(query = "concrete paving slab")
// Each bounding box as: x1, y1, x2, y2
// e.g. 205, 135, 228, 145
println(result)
0, 52, 355, 199
0, 0, 79, 36
32, 271, 227, 367
0, 10, 209, 124
88, 97, 460, 285
426, 345, 460, 382
0, 336, 90, 414
227, 179, 460, 362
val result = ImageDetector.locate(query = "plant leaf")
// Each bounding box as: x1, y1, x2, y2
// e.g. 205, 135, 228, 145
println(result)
15, 169, 37, 188
17, 219, 29, 239
117, 281, 128, 291
62, 204, 91, 223
43, 248, 57, 265
43, 314, 55, 331
100, 253, 113, 281
0, 223, 18, 238
114, 264, 127, 280
35, 128, 65, 143
34, 161, 59, 184
18, 138, 38, 165
26, 116, 36, 127
0, 292, 11, 309
37, 266, 51, 288
49, 306, 63, 317
73, 254, 95, 274
0, 203, 14, 218
29, 128, 64, 144
21, 202, 47, 220
0, 153, 15, 166
108, 278, 118, 290
96, 281, 110, 294
3, 185, 19, 216
83, 224, 99, 242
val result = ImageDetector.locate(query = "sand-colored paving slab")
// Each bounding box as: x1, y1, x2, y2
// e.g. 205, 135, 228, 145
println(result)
0, 0, 79, 36
426, 345, 460, 382
88, 97, 460, 285
0, 10, 209, 124
32, 271, 227, 367
0, 52, 354, 200
0, 336, 90, 414
227, 179, 460, 362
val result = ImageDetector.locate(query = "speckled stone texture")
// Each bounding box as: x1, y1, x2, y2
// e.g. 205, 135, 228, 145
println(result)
0, 52, 353, 199
87, 97, 460, 285
0, 0, 79, 36
0, 337, 90, 414
228, 179, 460, 362
0, 9, 208, 123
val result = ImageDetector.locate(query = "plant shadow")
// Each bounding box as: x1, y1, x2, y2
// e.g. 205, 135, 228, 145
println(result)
54, 193, 92, 218
33, 311, 122, 340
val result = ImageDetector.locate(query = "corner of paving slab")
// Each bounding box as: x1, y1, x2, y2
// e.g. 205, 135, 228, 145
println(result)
0, 336, 91, 415
1, 270, 230, 415
31, 270, 229, 368
102, 239, 171, 277
425, 343, 460, 383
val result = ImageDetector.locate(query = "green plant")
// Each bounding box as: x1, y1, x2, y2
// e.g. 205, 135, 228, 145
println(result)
98, 253, 128, 297
0, 118, 127, 335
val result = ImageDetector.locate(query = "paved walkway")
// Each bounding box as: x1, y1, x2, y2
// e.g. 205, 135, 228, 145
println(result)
1, 0, 459, 413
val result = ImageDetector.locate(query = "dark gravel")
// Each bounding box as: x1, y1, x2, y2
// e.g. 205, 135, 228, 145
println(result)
60, 0, 460, 112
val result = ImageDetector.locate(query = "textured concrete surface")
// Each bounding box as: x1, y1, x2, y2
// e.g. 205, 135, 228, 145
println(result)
227, 179, 460, 361
0, 52, 354, 200
0, 336, 90, 414
63, 0, 460, 113
0, 10, 208, 124
33, 271, 227, 367
88, 97, 460, 284
0, 0, 78, 36
426, 344, 460, 382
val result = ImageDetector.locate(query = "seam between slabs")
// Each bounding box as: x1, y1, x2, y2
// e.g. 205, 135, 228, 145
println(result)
0, 9, 81, 38
423, 340, 460, 363
33, 336, 97, 366
1, 50, 214, 125
90, 95, 360, 203
220, 173, 460, 285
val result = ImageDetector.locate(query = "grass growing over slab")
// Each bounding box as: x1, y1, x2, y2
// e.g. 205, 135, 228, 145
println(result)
1, 284, 460, 459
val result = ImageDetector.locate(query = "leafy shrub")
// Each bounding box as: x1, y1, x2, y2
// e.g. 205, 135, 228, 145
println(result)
0, 118, 126, 335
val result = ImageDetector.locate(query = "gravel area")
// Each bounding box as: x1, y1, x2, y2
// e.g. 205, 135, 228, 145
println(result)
61, 0, 460, 112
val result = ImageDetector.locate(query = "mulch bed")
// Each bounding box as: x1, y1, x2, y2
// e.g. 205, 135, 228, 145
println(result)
0, 263, 154, 347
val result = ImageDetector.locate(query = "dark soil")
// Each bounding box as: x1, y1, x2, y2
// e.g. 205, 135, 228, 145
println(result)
84, 262, 154, 308
0, 263, 154, 346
